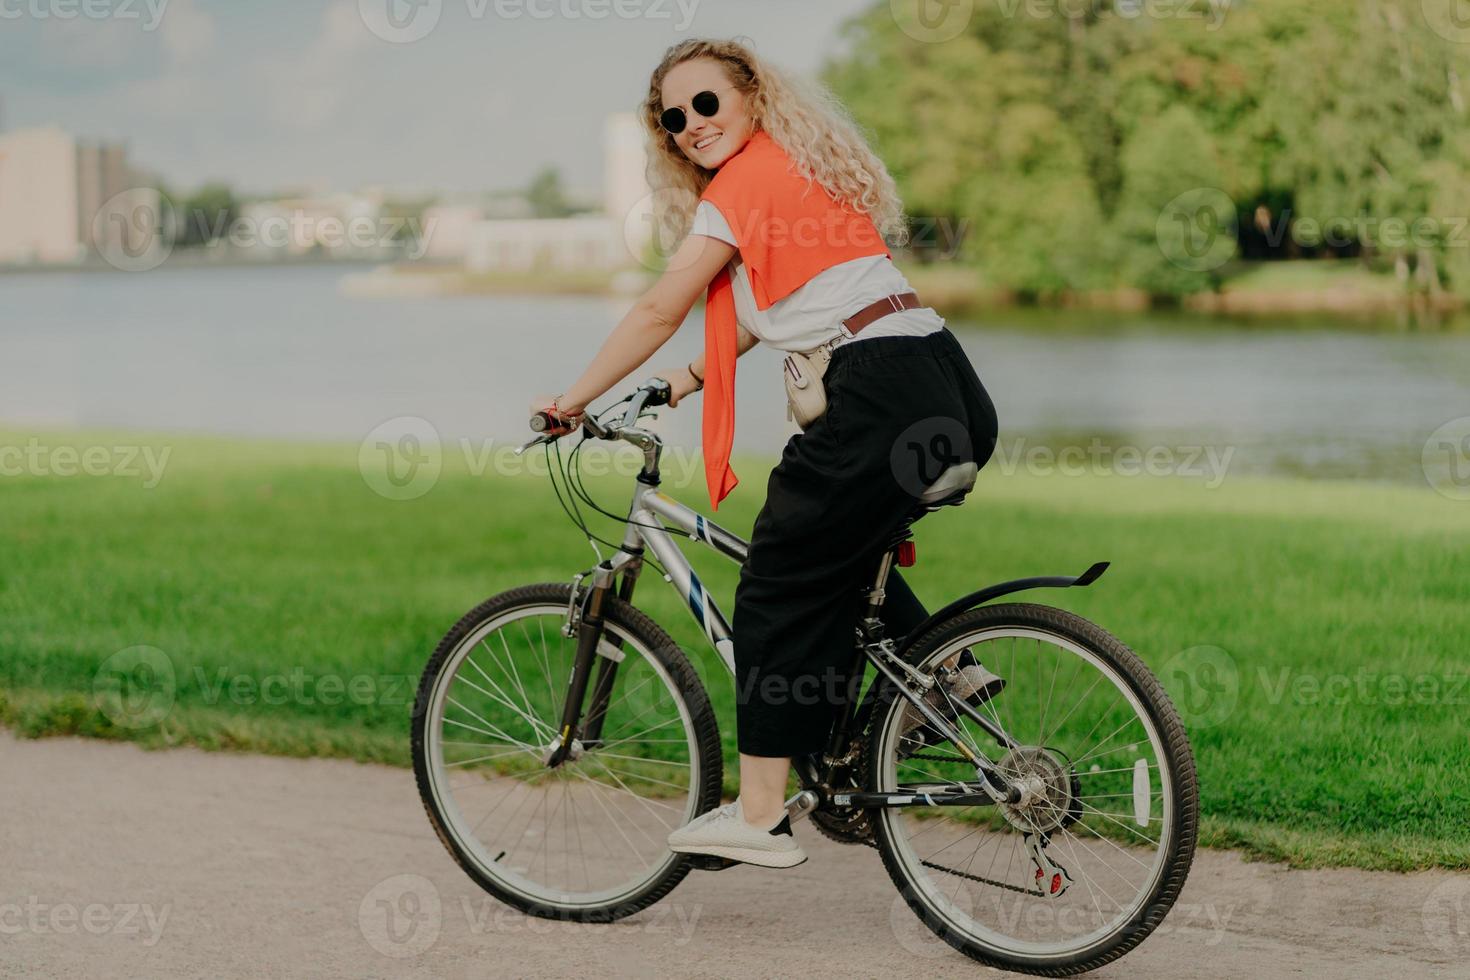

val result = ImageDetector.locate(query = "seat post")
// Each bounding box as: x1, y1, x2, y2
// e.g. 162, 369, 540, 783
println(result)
863, 537, 905, 619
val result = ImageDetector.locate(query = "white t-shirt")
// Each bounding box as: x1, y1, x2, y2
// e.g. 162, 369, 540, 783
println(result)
689, 200, 943, 353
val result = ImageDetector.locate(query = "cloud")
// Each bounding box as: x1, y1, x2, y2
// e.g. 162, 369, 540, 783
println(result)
257, 1, 378, 130
100, 0, 218, 120
160, 0, 218, 65
36, 14, 153, 71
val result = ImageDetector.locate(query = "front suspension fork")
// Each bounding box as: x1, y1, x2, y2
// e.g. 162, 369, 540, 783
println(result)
581, 548, 643, 746
546, 551, 643, 766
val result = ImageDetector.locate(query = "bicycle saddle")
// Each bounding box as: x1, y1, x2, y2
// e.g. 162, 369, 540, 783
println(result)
918, 461, 978, 508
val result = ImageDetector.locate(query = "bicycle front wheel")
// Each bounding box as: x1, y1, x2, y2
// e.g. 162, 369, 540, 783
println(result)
412, 583, 723, 921
868, 602, 1198, 975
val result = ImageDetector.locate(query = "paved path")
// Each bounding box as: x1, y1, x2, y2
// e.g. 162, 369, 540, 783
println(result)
2, 733, 1465, 978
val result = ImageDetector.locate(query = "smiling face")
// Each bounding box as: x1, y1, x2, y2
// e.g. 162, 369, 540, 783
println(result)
659, 58, 755, 170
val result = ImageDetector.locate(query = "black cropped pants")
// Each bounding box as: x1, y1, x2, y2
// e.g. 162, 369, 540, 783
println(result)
731, 326, 1000, 757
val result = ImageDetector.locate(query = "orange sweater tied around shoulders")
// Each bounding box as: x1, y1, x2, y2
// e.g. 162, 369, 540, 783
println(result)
696, 129, 892, 510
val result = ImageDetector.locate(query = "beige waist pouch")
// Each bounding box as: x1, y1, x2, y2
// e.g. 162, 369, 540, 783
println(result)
783, 344, 835, 430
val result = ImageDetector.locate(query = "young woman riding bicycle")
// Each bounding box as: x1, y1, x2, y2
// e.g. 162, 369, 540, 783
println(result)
529, 37, 1002, 869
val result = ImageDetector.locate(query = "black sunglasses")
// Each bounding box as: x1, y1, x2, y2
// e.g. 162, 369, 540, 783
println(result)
659, 87, 737, 135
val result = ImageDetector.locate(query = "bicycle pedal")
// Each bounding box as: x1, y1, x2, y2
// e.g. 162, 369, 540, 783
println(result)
687, 855, 742, 872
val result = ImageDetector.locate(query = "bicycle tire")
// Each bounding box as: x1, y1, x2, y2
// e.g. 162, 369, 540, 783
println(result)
867, 602, 1199, 975
412, 582, 724, 922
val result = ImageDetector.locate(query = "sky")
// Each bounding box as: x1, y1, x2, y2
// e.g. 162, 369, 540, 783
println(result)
0, 0, 879, 197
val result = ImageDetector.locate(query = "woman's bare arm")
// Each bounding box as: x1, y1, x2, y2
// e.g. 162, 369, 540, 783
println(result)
694, 321, 759, 378
543, 234, 737, 417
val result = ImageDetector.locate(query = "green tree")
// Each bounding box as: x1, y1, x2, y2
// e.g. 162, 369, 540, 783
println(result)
962, 103, 1108, 294
1113, 105, 1233, 297
173, 183, 239, 248
825, 0, 1470, 298
526, 167, 573, 218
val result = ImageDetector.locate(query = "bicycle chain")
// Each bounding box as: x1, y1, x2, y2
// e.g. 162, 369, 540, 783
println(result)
920, 858, 1044, 897
850, 827, 1041, 897
844, 801, 1042, 898
904, 752, 968, 763
846, 730, 1038, 896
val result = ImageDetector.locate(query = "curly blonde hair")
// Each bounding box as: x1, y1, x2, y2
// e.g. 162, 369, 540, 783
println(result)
640, 37, 909, 248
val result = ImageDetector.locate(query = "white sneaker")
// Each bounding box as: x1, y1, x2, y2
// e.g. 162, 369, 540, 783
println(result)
667, 799, 808, 868
900, 662, 1006, 735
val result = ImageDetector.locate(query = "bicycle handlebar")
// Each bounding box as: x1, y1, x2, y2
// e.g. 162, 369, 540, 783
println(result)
518, 377, 673, 455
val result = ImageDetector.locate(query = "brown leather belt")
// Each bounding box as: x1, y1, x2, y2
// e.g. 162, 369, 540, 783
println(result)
841, 291, 922, 336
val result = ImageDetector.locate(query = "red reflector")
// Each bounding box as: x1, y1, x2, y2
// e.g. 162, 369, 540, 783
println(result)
896, 541, 916, 567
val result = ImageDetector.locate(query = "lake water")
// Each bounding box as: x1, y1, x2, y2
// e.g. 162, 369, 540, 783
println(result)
5, 264, 1469, 487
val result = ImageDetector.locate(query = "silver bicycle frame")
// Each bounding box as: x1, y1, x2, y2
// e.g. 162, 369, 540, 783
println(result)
526, 389, 750, 679
615, 478, 747, 676
529, 389, 1021, 803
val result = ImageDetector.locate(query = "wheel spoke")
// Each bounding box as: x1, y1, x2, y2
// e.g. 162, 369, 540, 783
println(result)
876, 617, 1192, 964
419, 601, 704, 911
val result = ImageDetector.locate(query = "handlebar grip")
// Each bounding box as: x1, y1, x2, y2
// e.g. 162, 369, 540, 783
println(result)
531, 410, 581, 435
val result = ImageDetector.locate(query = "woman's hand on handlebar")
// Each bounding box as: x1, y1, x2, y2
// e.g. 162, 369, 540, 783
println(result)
652, 365, 702, 408
528, 393, 585, 434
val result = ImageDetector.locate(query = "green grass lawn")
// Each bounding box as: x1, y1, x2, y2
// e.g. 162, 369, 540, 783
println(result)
2, 427, 1467, 871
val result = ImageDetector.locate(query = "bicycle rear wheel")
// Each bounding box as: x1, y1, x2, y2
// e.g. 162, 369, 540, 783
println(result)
412, 583, 723, 921
867, 602, 1198, 975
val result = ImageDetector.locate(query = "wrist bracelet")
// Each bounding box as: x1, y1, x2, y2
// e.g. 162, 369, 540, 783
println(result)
687, 361, 704, 388
552, 394, 583, 422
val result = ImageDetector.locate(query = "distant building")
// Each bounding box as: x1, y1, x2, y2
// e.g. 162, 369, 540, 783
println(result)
604, 111, 653, 250
235, 192, 388, 258
0, 126, 159, 265
464, 113, 652, 273
418, 204, 489, 262
465, 216, 629, 272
